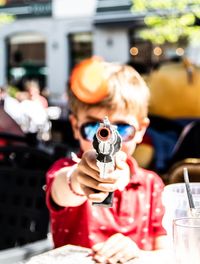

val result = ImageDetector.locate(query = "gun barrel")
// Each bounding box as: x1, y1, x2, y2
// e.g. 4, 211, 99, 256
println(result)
96, 126, 111, 141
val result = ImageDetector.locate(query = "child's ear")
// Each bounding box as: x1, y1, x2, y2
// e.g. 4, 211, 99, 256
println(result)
135, 117, 150, 144
69, 114, 79, 140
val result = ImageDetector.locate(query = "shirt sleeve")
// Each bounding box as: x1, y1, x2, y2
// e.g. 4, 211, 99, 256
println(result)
45, 158, 75, 213
150, 175, 167, 237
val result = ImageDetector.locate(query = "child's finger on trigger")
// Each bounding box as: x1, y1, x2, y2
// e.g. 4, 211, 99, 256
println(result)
83, 150, 100, 171
77, 161, 100, 181
77, 172, 115, 192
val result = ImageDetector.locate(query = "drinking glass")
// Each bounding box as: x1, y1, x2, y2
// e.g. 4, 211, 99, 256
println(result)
173, 217, 200, 264
162, 182, 200, 239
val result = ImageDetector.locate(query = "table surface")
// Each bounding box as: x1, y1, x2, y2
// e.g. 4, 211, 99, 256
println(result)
18, 244, 144, 264
18, 244, 174, 264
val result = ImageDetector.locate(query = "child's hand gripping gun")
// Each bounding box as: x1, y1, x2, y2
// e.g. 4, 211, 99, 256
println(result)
92, 116, 122, 207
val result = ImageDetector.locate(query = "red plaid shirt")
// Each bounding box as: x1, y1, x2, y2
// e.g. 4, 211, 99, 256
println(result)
46, 156, 166, 250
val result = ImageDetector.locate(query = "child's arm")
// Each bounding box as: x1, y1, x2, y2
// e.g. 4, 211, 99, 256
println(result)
51, 150, 129, 207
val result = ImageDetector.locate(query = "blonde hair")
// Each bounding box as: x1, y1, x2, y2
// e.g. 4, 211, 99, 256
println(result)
68, 61, 150, 119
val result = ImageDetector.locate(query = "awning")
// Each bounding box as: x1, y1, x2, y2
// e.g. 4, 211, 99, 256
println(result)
94, 0, 145, 26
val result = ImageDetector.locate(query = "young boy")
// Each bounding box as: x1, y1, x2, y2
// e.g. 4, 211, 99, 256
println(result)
46, 57, 167, 263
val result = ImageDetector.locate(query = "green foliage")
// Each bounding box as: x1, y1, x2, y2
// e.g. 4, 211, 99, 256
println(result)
0, 13, 15, 26
131, 0, 200, 44
7, 85, 19, 98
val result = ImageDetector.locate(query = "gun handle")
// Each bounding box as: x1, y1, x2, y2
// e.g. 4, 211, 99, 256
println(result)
92, 192, 114, 207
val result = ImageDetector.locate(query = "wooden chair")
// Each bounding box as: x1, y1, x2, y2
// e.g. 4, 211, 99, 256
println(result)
0, 144, 54, 263
167, 158, 200, 184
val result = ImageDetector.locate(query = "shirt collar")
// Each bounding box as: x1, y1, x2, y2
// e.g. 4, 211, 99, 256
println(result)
126, 156, 142, 188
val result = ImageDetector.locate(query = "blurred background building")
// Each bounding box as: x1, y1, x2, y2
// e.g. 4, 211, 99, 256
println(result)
0, 0, 193, 101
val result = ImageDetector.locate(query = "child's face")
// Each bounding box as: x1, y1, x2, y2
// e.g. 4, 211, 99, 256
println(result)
70, 107, 149, 156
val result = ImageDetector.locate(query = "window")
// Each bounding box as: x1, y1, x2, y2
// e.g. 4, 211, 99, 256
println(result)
7, 33, 46, 90
68, 32, 93, 72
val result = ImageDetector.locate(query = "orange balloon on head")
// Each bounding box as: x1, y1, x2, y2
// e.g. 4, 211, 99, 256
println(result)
70, 56, 109, 104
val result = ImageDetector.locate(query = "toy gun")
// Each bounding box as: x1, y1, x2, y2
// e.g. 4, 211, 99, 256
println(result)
92, 116, 122, 207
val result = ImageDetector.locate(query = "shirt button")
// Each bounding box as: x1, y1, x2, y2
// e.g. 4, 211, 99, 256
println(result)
139, 192, 145, 198
92, 210, 99, 218
142, 215, 148, 221
128, 217, 134, 223
121, 227, 128, 233
155, 208, 161, 214
100, 225, 107, 230
145, 204, 150, 209
141, 238, 147, 244
154, 183, 159, 189
114, 197, 118, 202
88, 234, 95, 240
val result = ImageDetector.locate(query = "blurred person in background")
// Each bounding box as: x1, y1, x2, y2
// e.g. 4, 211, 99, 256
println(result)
2, 81, 51, 141
24, 79, 48, 109
0, 86, 24, 146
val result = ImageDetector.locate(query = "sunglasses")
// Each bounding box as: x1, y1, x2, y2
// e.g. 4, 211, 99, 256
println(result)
80, 121, 136, 142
